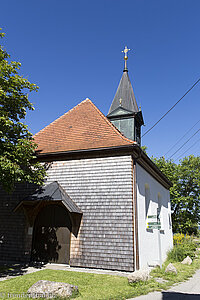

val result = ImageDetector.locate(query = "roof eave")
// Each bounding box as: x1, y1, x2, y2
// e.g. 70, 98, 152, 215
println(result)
132, 146, 172, 189
35, 144, 136, 160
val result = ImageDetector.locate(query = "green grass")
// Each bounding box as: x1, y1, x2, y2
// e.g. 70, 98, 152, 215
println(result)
0, 269, 162, 300
0, 255, 200, 299
0, 269, 149, 300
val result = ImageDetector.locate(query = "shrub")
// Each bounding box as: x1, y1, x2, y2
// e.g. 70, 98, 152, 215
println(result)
173, 233, 185, 245
168, 234, 197, 262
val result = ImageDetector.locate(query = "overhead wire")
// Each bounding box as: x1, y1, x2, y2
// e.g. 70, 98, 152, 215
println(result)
164, 119, 200, 156
174, 137, 200, 162
142, 78, 200, 137
167, 128, 200, 160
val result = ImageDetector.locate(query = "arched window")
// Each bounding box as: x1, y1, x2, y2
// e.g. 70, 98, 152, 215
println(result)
157, 193, 162, 228
168, 202, 172, 229
157, 193, 161, 213
145, 184, 150, 218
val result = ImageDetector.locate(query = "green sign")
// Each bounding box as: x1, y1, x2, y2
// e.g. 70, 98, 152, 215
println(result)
147, 215, 157, 219
147, 225, 161, 229
147, 221, 161, 226
147, 215, 161, 229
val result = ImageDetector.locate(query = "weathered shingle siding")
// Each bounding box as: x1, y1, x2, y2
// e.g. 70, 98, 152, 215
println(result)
0, 184, 36, 263
46, 155, 134, 271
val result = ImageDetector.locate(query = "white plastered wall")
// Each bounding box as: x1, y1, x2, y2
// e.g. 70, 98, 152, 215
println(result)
136, 163, 173, 269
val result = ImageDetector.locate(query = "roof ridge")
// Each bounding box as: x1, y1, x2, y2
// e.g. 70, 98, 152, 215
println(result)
34, 99, 90, 138
51, 185, 60, 198
88, 99, 135, 144
58, 182, 83, 212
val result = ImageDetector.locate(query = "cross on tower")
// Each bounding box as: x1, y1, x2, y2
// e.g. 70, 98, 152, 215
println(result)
122, 46, 131, 59
122, 46, 130, 71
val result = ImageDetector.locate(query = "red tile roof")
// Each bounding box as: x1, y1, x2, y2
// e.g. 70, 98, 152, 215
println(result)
34, 99, 135, 155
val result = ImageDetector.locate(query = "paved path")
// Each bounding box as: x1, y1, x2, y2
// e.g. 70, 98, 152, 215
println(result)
0, 263, 130, 281
128, 269, 200, 300
0, 266, 42, 281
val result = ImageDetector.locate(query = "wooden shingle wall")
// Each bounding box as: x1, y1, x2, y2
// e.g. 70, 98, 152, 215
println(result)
46, 155, 134, 271
0, 184, 37, 263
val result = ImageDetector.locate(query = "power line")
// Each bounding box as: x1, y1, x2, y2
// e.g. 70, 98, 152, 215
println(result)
164, 119, 200, 156
174, 137, 200, 162
142, 78, 200, 137
168, 128, 200, 160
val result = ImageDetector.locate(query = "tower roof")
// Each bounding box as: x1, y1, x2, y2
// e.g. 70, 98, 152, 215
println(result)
108, 46, 139, 116
108, 71, 139, 116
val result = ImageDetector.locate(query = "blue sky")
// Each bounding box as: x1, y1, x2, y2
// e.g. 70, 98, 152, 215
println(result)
1, 0, 200, 161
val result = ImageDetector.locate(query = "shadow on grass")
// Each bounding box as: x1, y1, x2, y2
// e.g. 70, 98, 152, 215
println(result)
0, 262, 46, 279
162, 291, 200, 299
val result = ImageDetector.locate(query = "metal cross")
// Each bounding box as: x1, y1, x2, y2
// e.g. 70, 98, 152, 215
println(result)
122, 46, 131, 59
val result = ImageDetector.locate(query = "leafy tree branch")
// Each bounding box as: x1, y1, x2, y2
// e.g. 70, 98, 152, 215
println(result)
0, 28, 46, 192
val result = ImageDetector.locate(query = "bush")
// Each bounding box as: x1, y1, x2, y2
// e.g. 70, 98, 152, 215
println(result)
167, 234, 197, 262
167, 244, 196, 262
173, 233, 185, 245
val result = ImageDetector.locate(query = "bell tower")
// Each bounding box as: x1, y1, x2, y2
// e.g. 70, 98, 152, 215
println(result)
107, 46, 144, 145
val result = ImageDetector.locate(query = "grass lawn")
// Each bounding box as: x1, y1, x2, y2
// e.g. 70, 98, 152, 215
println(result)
0, 269, 147, 300
0, 255, 200, 299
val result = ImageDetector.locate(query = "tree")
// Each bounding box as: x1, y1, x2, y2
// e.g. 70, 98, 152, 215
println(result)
0, 29, 46, 192
141, 145, 148, 154
153, 155, 200, 235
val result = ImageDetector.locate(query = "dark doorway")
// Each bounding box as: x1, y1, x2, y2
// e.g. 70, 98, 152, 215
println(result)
31, 204, 72, 264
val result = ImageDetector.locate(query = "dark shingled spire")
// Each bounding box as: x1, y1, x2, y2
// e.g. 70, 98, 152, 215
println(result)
108, 71, 138, 115
107, 46, 144, 145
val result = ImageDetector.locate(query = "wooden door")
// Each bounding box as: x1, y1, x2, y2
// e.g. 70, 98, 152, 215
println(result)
31, 204, 72, 264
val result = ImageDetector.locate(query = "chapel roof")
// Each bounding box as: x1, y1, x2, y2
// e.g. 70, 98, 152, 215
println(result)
34, 99, 135, 155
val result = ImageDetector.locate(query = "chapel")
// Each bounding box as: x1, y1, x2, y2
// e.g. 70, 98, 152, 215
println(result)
0, 47, 173, 271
